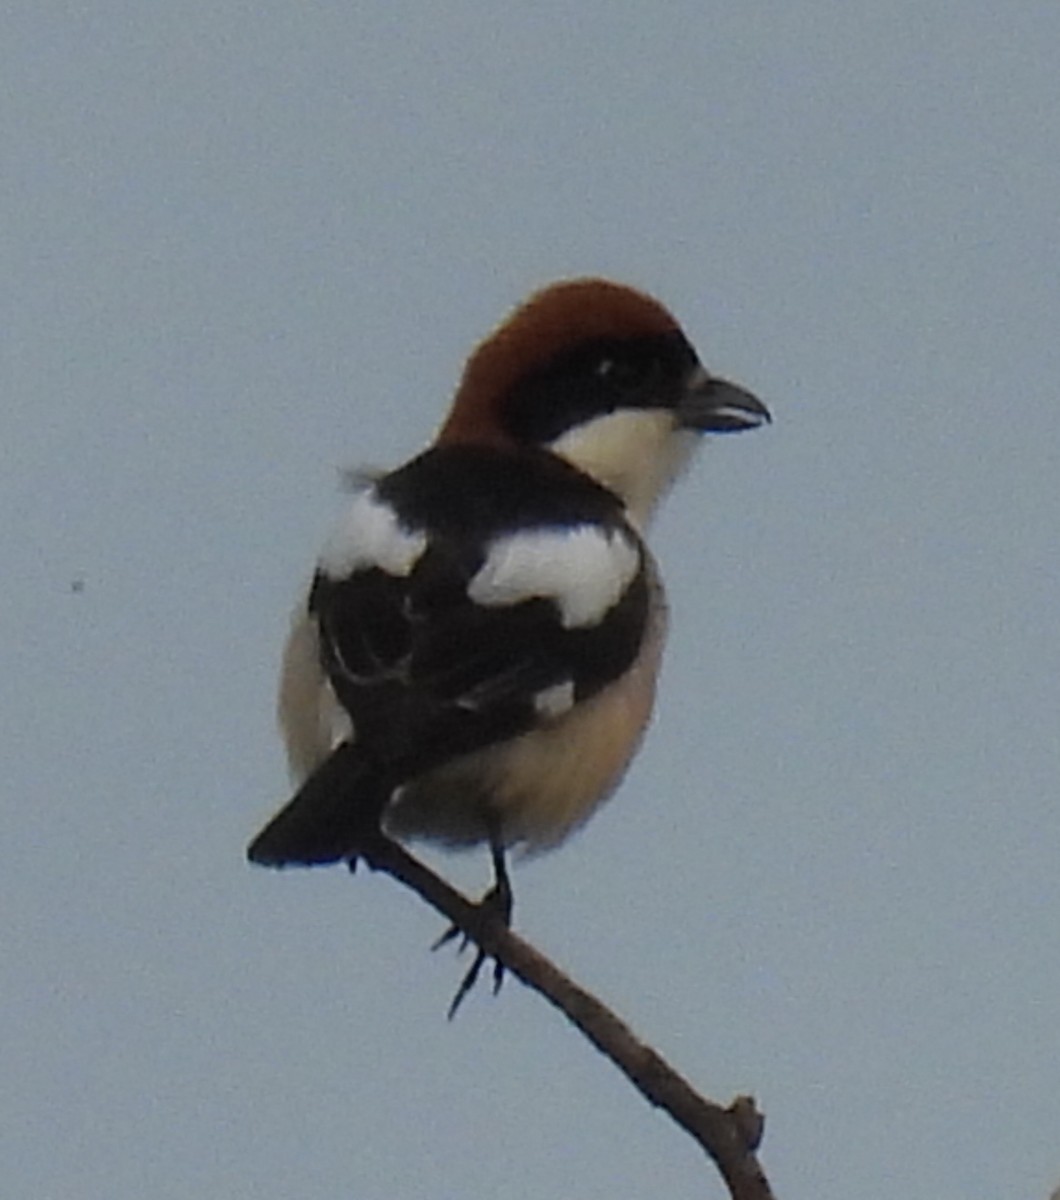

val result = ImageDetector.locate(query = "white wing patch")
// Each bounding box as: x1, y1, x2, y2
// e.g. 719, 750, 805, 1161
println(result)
533, 679, 576, 719
319, 488, 427, 580
467, 524, 640, 629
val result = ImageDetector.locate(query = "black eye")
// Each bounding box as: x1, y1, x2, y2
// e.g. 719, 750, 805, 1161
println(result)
593, 354, 653, 390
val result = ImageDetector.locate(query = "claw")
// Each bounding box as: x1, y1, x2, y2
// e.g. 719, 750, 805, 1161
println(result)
446, 948, 490, 1020
431, 924, 470, 953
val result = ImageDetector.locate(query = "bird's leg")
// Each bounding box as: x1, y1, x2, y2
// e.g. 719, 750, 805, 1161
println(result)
433, 826, 513, 1018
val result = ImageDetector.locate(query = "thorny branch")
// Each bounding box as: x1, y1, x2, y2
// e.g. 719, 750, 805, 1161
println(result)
356, 833, 777, 1200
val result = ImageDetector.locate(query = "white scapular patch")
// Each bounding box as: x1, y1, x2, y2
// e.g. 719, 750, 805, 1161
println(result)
533, 680, 576, 719
319, 488, 427, 579
467, 524, 640, 628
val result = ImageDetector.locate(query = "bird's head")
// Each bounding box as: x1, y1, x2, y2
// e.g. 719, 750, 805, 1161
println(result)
438, 278, 770, 525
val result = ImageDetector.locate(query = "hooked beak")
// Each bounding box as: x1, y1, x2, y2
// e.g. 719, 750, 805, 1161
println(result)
678, 365, 771, 433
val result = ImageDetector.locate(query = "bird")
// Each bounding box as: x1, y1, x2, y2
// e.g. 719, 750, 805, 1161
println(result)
247, 277, 770, 1010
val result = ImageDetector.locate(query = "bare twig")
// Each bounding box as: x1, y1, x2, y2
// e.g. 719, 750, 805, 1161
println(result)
357, 833, 777, 1200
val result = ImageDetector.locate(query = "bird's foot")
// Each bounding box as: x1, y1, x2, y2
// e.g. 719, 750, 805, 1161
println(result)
432, 874, 513, 1019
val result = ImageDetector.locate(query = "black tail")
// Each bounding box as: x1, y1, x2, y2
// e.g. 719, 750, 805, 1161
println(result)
247, 743, 392, 867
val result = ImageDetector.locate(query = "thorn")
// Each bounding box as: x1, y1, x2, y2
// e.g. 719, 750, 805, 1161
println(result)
727, 1095, 765, 1151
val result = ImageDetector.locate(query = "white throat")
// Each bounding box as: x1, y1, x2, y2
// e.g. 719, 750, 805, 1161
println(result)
548, 409, 701, 528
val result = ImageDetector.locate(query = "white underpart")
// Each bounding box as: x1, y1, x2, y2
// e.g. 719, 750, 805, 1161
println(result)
468, 524, 640, 629
533, 679, 576, 719
549, 408, 701, 528
388, 563, 669, 852
319, 488, 427, 579
277, 608, 352, 781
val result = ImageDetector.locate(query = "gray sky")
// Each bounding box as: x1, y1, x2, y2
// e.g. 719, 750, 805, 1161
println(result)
5, 3, 1059, 1197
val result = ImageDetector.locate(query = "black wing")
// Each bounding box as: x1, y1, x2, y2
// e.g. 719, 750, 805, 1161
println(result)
311, 543, 650, 780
